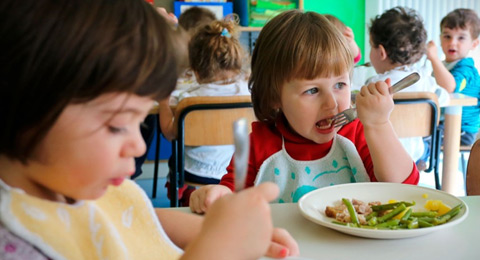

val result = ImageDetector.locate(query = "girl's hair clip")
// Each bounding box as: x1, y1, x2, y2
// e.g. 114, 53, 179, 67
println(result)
224, 13, 240, 25
221, 28, 231, 38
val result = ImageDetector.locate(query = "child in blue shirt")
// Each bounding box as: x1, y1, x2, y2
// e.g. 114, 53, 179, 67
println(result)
427, 8, 480, 145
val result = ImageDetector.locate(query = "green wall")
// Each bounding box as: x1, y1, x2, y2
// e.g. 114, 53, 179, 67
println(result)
304, 0, 365, 64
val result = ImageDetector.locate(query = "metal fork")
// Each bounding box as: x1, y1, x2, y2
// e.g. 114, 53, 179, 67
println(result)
333, 72, 420, 128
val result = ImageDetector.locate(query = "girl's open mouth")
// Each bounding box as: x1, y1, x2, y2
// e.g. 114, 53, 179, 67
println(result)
316, 118, 334, 130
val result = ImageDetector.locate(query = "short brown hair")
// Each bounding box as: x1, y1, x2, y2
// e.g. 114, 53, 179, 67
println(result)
369, 6, 427, 65
0, 0, 185, 163
189, 20, 246, 82
249, 10, 353, 124
441, 8, 480, 39
178, 7, 216, 33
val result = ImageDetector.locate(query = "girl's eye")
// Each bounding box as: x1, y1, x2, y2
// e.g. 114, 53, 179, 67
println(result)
108, 126, 127, 134
304, 88, 318, 95
335, 82, 347, 90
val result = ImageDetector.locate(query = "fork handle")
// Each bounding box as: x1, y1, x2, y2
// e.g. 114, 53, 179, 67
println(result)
390, 72, 420, 94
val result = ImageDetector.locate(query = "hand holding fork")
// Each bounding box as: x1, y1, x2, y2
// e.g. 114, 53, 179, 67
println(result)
333, 72, 420, 128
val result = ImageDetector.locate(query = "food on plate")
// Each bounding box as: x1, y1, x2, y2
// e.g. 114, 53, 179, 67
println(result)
325, 198, 463, 229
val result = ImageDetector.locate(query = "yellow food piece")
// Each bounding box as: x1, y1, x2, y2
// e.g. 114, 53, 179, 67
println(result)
393, 207, 411, 220
388, 199, 397, 204
424, 200, 451, 215
422, 193, 429, 199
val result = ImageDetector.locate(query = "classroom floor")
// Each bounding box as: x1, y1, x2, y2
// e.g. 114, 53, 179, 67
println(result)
135, 153, 468, 208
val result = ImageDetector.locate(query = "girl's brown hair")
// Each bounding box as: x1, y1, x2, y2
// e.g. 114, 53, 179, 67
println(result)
188, 20, 246, 82
249, 10, 353, 124
0, 0, 186, 163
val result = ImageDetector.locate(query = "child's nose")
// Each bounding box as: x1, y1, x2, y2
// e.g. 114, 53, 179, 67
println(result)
121, 128, 147, 158
321, 92, 338, 110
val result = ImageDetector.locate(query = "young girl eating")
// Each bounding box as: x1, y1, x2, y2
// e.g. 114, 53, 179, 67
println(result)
189, 10, 419, 213
0, 0, 298, 259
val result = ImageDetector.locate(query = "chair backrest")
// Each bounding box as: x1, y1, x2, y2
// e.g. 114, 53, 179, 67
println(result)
174, 95, 256, 146
466, 139, 480, 195
390, 92, 440, 138
390, 92, 441, 188
169, 95, 256, 206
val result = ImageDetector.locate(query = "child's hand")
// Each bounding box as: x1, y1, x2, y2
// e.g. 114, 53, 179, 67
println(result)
343, 26, 360, 59
426, 40, 439, 62
185, 183, 299, 259
156, 7, 178, 25
189, 184, 232, 214
356, 79, 394, 128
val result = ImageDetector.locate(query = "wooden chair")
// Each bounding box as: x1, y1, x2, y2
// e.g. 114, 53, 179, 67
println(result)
466, 139, 480, 195
168, 95, 256, 207
390, 92, 441, 189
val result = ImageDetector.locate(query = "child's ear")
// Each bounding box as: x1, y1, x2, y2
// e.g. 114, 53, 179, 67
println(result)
378, 44, 388, 61
472, 38, 479, 49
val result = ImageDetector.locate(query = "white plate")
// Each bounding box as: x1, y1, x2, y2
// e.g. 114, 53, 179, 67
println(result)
298, 183, 468, 239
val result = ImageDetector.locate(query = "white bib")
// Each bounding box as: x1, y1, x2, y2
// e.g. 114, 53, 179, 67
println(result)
254, 135, 370, 203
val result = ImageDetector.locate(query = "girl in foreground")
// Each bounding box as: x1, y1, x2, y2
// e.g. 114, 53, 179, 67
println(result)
190, 10, 419, 213
0, 0, 298, 259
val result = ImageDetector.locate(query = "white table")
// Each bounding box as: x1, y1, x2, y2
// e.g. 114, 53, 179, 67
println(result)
441, 93, 477, 195
261, 196, 480, 259
172, 196, 479, 259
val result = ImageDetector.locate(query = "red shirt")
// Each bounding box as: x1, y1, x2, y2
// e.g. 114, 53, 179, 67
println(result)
220, 116, 419, 190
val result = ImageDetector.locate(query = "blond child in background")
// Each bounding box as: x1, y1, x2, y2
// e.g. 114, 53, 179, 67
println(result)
324, 14, 362, 64
189, 10, 419, 214
365, 6, 450, 167
175, 6, 217, 89
427, 8, 480, 145
178, 6, 217, 35
159, 19, 250, 205
0, 0, 299, 259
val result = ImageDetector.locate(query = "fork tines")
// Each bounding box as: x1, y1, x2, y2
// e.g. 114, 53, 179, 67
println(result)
333, 109, 357, 128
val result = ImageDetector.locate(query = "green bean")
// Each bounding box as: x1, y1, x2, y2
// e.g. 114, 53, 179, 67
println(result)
366, 211, 378, 221
410, 211, 438, 218
342, 198, 359, 226
371, 201, 415, 211
407, 218, 419, 229
400, 208, 412, 222
418, 217, 435, 223
376, 219, 400, 228
418, 219, 434, 228
433, 204, 463, 225
367, 216, 377, 226
377, 203, 406, 223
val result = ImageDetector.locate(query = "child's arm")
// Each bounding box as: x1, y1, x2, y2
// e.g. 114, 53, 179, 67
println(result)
356, 79, 415, 183
158, 97, 176, 141
162, 183, 300, 259
343, 26, 361, 64
427, 40, 456, 92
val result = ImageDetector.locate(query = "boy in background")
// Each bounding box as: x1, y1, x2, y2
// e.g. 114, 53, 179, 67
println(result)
366, 6, 449, 167
427, 8, 480, 145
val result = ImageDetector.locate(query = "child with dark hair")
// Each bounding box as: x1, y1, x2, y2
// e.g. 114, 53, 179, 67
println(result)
366, 6, 450, 165
189, 10, 419, 214
159, 19, 250, 205
0, 0, 298, 259
427, 8, 480, 145
178, 6, 217, 34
